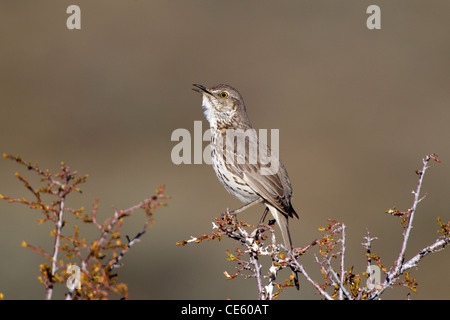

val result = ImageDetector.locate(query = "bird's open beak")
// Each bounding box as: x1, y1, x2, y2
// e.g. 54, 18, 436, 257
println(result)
192, 84, 212, 95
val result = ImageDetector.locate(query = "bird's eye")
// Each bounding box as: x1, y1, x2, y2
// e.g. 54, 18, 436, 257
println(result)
220, 92, 228, 98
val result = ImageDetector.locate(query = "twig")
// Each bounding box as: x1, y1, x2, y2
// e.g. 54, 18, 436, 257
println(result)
370, 154, 440, 299
388, 156, 429, 281
324, 258, 352, 300
400, 235, 449, 274
290, 255, 333, 300
45, 166, 71, 300
109, 222, 149, 270
361, 229, 378, 273
249, 250, 265, 300
339, 224, 346, 300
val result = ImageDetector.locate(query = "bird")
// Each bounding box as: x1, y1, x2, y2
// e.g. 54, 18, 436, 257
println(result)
192, 84, 299, 289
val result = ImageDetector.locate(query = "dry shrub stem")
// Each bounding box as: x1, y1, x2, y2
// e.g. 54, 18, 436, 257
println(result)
0, 154, 168, 300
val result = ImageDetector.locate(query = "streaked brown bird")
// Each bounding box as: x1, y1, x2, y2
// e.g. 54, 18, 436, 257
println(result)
193, 84, 299, 289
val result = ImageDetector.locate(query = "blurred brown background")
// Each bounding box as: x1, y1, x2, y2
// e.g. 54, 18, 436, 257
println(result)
0, 1, 449, 300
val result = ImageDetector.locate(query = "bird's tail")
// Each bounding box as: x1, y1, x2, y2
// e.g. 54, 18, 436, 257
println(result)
267, 205, 300, 290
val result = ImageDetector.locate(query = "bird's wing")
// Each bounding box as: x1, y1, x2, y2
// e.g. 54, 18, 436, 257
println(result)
221, 129, 298, 219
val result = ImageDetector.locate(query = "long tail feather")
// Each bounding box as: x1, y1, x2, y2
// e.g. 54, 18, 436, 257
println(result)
267, 205, 299, 290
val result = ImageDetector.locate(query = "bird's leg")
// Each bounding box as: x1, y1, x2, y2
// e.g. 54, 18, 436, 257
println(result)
254, 207, 269, 238
223, 198, 264, 217
258, 207, 269, 225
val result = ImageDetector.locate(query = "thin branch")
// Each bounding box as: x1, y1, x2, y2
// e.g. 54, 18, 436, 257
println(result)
361, 229, 378, 272
108, 221, 150, 271
370, 154, 440, 299
289, 255, 333, 300
400, 235, 450, 274
389, 156, 429, 281
324, 258, 352, 300
45, 167, 70, 300
249, 250, 265, 300
339, 223, 346, 300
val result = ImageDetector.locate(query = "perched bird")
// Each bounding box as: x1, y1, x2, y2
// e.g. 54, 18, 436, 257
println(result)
193, 84, 299, 289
